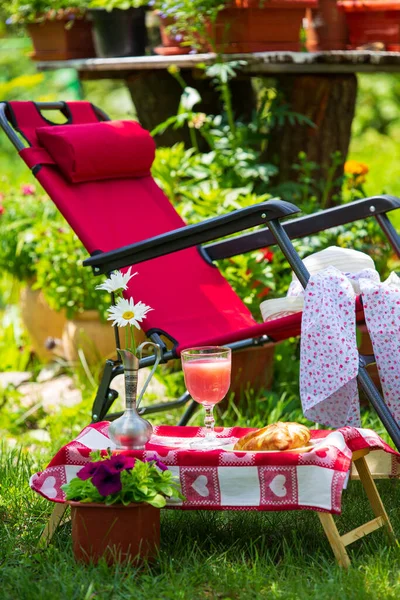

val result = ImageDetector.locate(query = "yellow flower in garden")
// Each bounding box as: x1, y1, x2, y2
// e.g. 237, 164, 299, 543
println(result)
344, 160, 369, 188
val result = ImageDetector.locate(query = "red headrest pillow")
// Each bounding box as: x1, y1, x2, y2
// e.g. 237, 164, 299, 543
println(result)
36, 120, 156, 183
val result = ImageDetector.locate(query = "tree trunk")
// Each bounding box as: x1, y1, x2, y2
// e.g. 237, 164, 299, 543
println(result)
264, 74, 358, 207
126, 70, 257, 148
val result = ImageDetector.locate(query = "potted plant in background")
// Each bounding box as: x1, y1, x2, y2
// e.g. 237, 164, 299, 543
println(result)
0, 185, 67, 361
33, 222, 116, 364
337, 0, 400, 50
0, 185, 147, 365
62, 450, 183, 564
155, 0, 318, 54
2, 1, 95, 60
305, 0, 349, 50
88, 0, 149, 57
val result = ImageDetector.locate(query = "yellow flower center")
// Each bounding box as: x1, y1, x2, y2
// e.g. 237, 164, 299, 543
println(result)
122, 310, 135, 320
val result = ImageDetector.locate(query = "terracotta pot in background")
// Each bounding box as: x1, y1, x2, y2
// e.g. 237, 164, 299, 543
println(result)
62, 310, 117, 365
20, 285, 66, 362
27, 17, 95, 61
155, 17, 191, 55
209, 0, 318, 53
156, 0, 317, 55
68, 501, 160, 565
228, 344, 275, 403
306, 0, 349, 50
337, 1, 400, 50
358, 324, 381, 398
62, 311, 147, 365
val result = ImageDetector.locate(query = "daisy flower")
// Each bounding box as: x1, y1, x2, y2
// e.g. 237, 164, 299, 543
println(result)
107, 297, 153, 329
95, 267, 137, 293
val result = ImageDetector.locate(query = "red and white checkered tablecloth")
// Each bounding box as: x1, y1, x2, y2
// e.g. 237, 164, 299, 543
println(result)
30, 424, 400, 515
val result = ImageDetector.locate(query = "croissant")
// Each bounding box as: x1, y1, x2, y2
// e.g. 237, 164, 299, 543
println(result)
233, 422, 310, 452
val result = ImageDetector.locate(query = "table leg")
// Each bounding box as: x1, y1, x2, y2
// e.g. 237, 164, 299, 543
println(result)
264, 73, 358, 207
38, 503, 69, 548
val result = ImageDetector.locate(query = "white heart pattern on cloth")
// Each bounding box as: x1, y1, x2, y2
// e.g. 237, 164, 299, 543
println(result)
191, 475, 209, 497
269, 474, 287, 498
39, 475, 58, 499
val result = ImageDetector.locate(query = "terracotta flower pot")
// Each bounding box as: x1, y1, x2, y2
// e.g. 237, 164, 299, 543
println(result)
337, 1, 400, 50
209, 0, 318, 53
155, 17, 191, 55
156, 0, 317, 55
217, 344, 275, 410
27, 16, 95, 61
62, 311, 146, 365
62, 310, 117, 364
68, 501, 160, 565
20, 284, 66, 362
305, 0, 349, 50
357, 324, 382, 403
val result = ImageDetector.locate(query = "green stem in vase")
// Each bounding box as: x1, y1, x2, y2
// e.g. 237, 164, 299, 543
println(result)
130, 325, 136, 355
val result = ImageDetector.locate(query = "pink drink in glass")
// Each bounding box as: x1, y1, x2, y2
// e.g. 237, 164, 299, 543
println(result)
181, 346, 232, 449
183, 358, 231, 406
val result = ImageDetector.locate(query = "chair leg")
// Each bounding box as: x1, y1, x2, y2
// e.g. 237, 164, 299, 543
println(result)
38, 503, 69, 549
317, 513, 351, 568
353, 455, 396, 544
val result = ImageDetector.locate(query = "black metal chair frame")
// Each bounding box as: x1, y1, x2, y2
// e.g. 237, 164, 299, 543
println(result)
1, 101, 400, 451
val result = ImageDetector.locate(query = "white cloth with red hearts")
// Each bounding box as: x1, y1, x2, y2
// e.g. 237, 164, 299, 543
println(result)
30, 423, 399, 514
299, 268, 400, 428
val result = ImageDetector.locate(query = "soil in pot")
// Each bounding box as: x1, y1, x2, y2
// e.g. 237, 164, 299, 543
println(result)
338, 1, 400, 50
89, 8, 147, 58
68, 502, 160, 565
27, 17, 95, 61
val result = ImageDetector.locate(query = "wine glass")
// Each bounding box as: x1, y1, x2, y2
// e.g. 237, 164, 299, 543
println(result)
181, 346, 232, 450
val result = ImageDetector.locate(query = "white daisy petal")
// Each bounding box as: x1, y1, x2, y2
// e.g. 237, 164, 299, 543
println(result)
96, 268, 138, 294
106, 297, 152, 329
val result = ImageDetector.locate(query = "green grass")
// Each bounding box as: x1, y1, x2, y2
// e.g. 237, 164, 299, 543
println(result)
1, 444, 400, 600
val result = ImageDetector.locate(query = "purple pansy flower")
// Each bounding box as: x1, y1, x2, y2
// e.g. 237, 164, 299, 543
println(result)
107, 454, 136, 473
77, 462, 101, 481
92, 464, 122, 496
145, 453, 169, 472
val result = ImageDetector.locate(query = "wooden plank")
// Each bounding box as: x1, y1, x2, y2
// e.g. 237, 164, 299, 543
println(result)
38, 503, 69, 548
350, 450, 399, 480
340, 516, 385, 547
351, 449, 370, 461
36, 51, 400, 76
353, 456, 396, 544
317, 513, 351, 568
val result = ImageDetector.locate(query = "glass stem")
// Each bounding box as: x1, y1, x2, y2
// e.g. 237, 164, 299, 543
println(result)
204, 405, 215, 438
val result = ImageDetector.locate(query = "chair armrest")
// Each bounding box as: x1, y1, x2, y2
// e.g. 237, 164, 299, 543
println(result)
204, 195, 400, 260
83, 198, 299, 275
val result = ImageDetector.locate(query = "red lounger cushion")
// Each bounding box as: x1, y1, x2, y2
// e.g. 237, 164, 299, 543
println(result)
36, 120, 156, 183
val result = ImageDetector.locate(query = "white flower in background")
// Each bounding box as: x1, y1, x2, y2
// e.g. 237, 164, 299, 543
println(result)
95, 267, 137, 293
107, 297, 153, 329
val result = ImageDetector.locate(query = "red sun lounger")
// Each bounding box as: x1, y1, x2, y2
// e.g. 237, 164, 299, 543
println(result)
1, 100, 399, 450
